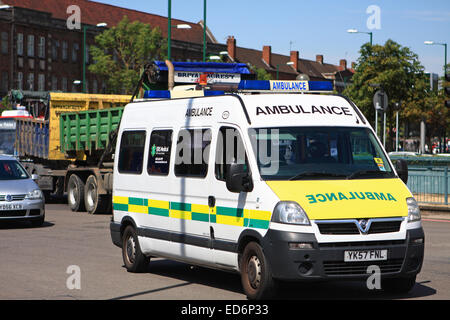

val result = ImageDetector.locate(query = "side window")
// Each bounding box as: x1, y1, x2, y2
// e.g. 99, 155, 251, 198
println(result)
175, 128, 211, 178
147, 130, 173, 176
215, 127, 249, 181
118, 131, 146, 174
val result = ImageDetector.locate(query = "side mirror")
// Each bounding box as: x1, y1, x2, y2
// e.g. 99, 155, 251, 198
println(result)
226, 163, 253, 193
31, 174, 39, 181
395, 159, 408, 184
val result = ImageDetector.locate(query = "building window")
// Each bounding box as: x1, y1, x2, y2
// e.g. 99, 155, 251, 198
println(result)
52, 39, 59, 61
1, 72, 8, 92
17, 72, 23, 90
38, 36, 45, 58
17, 33, 23, 56
38, 74, 45, 91
27, 73, 34, 90
27, 35, 35, 57
148, 130, 173, 176
72, 42, 79, 62
1, 32, 8, 55
62, 77, 68, 92
175, 128, 212, 178
51, 75, 58, 91
62, 41, 68, 61
118, 131, 147, 174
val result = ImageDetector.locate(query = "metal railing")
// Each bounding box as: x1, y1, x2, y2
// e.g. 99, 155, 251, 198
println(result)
407, 166, 449, 205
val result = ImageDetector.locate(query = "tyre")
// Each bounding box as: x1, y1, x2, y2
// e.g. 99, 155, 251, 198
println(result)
122, 225, 150, 273
382, 275, 416, 294
84, 175, 110, 214
240, 241, 275, 300
67, 174, 85, 212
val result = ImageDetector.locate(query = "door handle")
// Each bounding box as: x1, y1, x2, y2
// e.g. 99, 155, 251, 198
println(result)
208, 196, 216, 208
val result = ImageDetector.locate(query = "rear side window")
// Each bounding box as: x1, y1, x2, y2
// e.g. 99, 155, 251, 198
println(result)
148, 130, 173, 176
118, 131, 146, 174
175, 128, 211, 178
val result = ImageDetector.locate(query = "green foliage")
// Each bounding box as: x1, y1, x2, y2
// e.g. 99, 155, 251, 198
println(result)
247, 64, 272, 80
89, 16, 167, 94
343, 40, 448, 151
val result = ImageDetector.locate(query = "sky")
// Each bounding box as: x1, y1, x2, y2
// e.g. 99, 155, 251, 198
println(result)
94, 0, 450, 76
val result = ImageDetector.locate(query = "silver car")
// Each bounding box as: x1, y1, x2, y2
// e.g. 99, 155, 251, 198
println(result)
0, 155, 45, 227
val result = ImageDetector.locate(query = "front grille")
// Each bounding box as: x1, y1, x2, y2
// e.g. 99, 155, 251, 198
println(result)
369, 221, 402, 234
316, 219, 402, 235
0, 194, 26, 201
0, 210, 27, 217
319, 240, 405, 248
318, 223, 359, 235
323, 259, 404, 276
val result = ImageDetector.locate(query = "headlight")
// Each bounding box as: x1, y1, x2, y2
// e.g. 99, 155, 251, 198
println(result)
407, 197, 421, 222
26, 189, 43, 200
272, 201, 310, 225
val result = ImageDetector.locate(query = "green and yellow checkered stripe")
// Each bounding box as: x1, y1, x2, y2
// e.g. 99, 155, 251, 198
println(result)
113, 196, 270, 229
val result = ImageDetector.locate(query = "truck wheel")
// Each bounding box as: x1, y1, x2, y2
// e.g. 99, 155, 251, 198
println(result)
240, 241, 275, 300
67, 174, 85, 212
84, 175, 110, 214
382, 275, 416, 294
122, 225, 150, 273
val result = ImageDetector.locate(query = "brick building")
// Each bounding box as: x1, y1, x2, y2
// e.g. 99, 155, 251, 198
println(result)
0, 0, 353, 97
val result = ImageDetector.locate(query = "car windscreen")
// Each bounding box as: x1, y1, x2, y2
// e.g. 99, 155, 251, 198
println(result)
249, 126, 395, 181
0, 160, 29, 180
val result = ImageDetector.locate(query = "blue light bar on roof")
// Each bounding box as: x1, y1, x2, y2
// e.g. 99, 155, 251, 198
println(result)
143, 90, 171, 99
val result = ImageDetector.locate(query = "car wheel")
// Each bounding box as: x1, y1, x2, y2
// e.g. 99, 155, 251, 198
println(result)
122, 225, 150, 273
84, 175, 110, 214
240, 241, 275, 300
67, 174, 85, 212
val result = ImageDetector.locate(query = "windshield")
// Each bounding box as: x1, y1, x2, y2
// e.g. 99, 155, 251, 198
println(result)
249, 127, 395, 181
0, 160, 29, 180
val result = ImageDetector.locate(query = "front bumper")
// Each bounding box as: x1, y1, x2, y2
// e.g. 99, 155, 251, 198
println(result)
0, 199, 45, 222
262, 227, 424, 281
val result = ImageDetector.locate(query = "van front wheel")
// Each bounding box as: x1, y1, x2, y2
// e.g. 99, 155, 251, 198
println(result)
122, 226, 149, 273
240, 241, 275, 300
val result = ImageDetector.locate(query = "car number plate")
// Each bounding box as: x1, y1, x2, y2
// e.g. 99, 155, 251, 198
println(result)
344, 249, 388, 262
0, 203, 23, 211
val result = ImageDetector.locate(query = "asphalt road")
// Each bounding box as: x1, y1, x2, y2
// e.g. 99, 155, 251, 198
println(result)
0, 204, 448, 300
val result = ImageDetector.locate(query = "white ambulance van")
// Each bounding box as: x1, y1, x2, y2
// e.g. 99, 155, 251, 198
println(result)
110, 80, 424, 299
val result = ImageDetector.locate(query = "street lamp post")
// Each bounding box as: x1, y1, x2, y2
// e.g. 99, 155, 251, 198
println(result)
83, 22, 107, 93
424, 41, 448, 74
167, 1, 191, 61
203, 0, 207, 62
276, 62, 294, 80
347, 29, 373, 46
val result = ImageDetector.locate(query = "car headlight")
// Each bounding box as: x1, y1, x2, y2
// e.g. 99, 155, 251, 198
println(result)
26, 189, 43, 200
407, 197, 421, 222
272, 201, 310, 225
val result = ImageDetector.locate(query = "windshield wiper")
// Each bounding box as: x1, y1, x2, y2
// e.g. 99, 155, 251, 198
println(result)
346, 170, 387, 180
289, 172, 347, 181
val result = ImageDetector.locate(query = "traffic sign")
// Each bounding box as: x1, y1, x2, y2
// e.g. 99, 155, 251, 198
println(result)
373, 90, 388, 112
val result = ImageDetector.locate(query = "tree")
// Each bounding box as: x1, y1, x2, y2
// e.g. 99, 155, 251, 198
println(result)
247, 64, 272, 80
89, 16, 167, 94
343, 40, 432, 151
